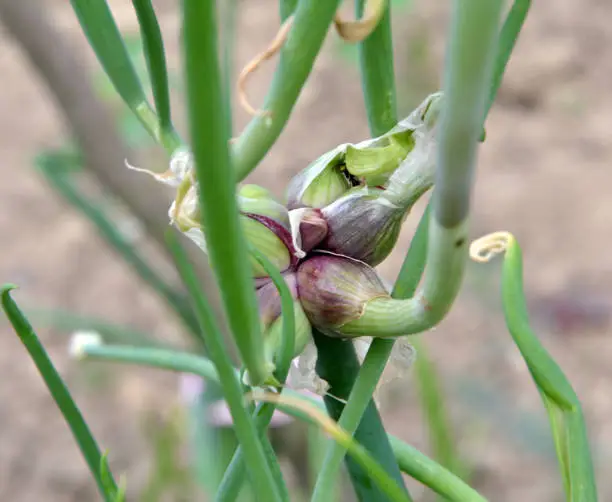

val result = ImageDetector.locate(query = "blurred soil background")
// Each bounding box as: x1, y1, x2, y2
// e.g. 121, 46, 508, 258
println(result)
2, 0, 612, 500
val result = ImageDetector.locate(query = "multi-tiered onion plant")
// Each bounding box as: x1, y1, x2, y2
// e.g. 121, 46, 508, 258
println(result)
1, 0, 598, 501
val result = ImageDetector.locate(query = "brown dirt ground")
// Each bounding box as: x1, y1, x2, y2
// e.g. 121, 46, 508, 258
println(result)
2, 0, 612, 501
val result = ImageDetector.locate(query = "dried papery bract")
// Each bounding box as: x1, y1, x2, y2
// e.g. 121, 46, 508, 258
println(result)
236, 0, 389, 117
469, 231, 513, 263
289, 207, 329, 256
236, 16, 293, 117
333, 0, 388, 43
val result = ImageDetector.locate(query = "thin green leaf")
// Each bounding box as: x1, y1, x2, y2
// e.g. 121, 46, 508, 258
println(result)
213, 248, 295, 502
69, 0, 181, 152
485, 0, 531, 120
355, 0, 397, 136
413, 337, 465, 487
166, 226, 283, 502
75, 342, 220, 384
250, 248, 295, 381
470, 233, 597, 501
36, 151, 199, 338
232, 0, 342, 180
131, 0, 173, 136
1, 285, 118, 501
499, 237, 597, 501
183, 0, 270, 387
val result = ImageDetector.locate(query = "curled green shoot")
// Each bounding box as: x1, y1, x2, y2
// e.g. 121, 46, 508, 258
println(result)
470, 233, 598, 502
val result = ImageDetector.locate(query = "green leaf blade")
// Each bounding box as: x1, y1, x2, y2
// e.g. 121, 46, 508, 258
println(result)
1, 285, 118, 502
131, 0, 177, 147
500, 238, 598, 501
183, 0, 269, 387
166, 231, 284, 502
71, 0, 148, 113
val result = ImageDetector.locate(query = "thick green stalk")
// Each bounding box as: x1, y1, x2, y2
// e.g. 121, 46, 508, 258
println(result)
355, 0, 397, 136
311, 204, 431, 501
1, 286, 118, 501
434, 1, 503, 228
74, 340, 486, 501
183, 0, 270, 386
213, 249, 296, 502
313, 330, 412, 502
232, 0, 341, 180
170, 226, 283, 502
279, 0, 299, 21
341, 0, 503, 337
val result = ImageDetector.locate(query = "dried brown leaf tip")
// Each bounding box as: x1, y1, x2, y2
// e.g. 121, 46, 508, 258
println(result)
237, 0, 388, 117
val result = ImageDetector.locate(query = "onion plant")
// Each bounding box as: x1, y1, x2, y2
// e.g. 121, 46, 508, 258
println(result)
1, 0, 599, 501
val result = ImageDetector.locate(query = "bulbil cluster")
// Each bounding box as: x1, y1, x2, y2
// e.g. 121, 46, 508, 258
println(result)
129, 93, 443, 374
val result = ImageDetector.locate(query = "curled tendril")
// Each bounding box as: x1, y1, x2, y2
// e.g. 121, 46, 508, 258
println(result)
237, 16, 293, 117
333, 0, 386, 42
469, 231, 514, 263
237, 0, 388, 117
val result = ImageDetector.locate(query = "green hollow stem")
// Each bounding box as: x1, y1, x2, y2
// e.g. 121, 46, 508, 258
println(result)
75, 343, 221, 383
169, 225, 283, 502
69, 0, 181, 153
232, 0, 341, 180
279, 0, 299, 21
210, 249, 296, 502
388, 435, 486, 502
433, 0, 503, 228
313, 330, 412, 502
310, 203, 431, 501
258, 400, 411, 502
183, 0, 270, 386
1, 286, 118, 501
484, 0, 531, 121
73, 340, 485, 501
497, 236, 597, 501
340, 0, 504, 338
355, 0, 397, 136
131, 0, 174, 141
